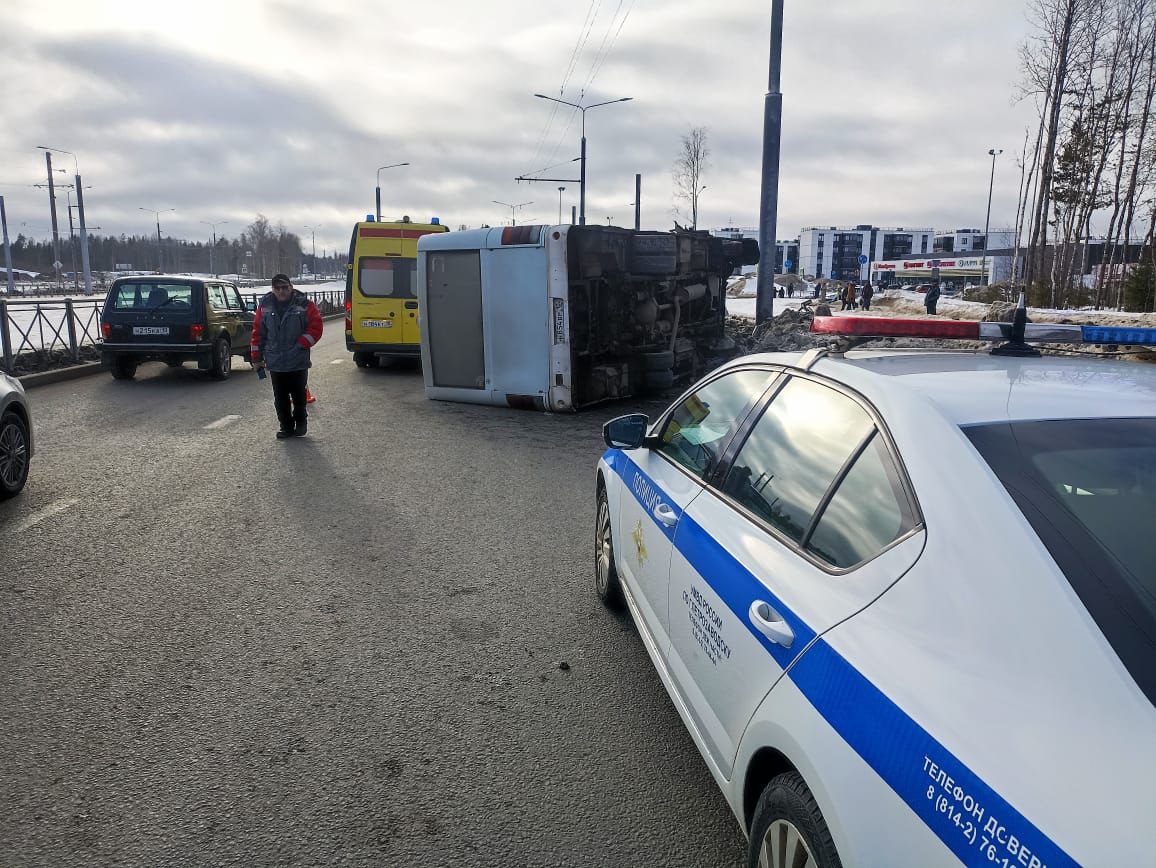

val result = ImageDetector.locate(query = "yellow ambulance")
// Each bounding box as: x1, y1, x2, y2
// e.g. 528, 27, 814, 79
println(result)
344, 217, 449, 367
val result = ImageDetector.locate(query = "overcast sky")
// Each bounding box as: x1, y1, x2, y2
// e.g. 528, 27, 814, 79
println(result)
1, 0, 1039, 256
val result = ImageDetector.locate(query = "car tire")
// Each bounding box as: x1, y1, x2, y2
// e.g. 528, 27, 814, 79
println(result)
0, 409, 31, 500
110, 355, 137, 380
209, 337, 231, 380
595, 486, 625, 610
164, 357, 183, 368
353, 351, 377, 369
641, 350, 675, 371
747, 772, 843, 868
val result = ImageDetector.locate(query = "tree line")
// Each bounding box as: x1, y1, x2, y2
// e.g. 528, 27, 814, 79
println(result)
7, 215, 347, 279
1017, 0, 1156, 310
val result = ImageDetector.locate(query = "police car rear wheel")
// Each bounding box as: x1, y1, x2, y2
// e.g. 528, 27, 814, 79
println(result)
749, 772, 842, 868
595, 487, 625, 610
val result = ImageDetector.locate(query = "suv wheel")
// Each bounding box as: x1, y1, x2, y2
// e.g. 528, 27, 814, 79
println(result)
210, 337, 231, 380
0, 410, 31, 500
748, 772, 842, 868
110, 355, 137, 380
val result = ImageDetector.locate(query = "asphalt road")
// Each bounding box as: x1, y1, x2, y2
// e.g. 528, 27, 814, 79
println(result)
0, 335, 747, 867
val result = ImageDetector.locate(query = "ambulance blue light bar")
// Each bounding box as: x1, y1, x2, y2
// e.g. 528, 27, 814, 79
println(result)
811, 316, 1156, 345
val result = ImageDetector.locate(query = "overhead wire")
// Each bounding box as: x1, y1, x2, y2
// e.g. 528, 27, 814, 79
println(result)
525, 0, 600, 178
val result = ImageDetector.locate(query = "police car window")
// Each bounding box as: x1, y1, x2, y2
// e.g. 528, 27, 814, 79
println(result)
806, 433, 916, 568
722, 377, 874, 544
359, 257, 416, 298
657, 369, 774, 479
967, 418, 1156, 705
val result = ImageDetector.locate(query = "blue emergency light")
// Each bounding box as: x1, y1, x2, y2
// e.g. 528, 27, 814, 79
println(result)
431, 217, 440, 225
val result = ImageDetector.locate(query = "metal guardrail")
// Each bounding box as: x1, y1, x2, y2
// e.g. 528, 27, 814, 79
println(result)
1, 288, 347, 375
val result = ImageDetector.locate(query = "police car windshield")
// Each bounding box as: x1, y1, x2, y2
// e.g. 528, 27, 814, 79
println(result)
967, 417, 1156, 704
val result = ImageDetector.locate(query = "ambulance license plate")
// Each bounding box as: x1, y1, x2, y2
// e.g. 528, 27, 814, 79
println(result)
361, 320, 392, 328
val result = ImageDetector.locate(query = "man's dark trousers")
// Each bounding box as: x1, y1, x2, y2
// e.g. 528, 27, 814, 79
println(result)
270, 370, 308, 432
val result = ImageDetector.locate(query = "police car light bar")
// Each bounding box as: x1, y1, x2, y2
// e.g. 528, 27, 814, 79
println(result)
811, 316, 1156, 346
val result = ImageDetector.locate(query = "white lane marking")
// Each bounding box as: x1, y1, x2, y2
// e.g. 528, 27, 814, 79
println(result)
14, 498, 80, 533
330, 359, 345, 365
204, 415, 241, 430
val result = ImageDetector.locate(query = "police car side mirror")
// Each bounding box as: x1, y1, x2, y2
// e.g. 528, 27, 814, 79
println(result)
603, 414, 650, 450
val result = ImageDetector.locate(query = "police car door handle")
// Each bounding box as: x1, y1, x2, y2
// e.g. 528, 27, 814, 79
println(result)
749, 600, 795, 648
653, 503, 678, 527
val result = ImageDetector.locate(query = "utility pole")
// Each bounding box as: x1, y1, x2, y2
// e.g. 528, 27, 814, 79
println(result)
43, 152, 62, 284
1, 196, 15, 296
493, 200, 532, 227
557, 187, 565, 224
66, 192, 79, 293
140, 208, 175, 272
755, 0, 785, 325
303, 225, 318, 279
200, 220, 229, 277
634, 174, 642, 231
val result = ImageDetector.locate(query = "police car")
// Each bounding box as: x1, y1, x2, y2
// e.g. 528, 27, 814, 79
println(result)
595, 311, 1156, 867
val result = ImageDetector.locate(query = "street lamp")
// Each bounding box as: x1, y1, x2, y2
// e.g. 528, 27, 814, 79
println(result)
493, 200, 532, 226
981, 148, 1003, 287
200, 220, 230, 277
532, 94, 632, 226
303, 224, 319, 280
38, 145, 95, 294
376, 162, 410, 221
139, 207, 175, 272
557, 187, 566, 225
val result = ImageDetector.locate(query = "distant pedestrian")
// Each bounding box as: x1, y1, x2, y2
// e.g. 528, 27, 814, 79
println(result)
860, 282, 874, 311
842, 282, 856, 311
925, 283, 941, 316
251, 274, 323, 439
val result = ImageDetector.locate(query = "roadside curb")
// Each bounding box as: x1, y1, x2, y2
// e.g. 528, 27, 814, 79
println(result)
16, 312, 346, 390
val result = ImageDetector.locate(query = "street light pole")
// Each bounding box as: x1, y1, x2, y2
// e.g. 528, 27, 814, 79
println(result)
140, 207, 175, 272
755, 0, 785, 325
493, 200, 532, 227
376, 162, 410, 221
39, 146, 93, 294
200, 220, 229, 277
981, 148, 1003, 287
557, 187, 565, 225
533, 94, 632, 226
303, 225, 319, 279
1, 196, 15, 296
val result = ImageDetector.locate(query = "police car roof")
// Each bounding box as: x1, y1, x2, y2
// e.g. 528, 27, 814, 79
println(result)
739, 349, 1156, 427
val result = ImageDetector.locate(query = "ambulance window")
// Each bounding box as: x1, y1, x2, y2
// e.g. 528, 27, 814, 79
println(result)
359, 257, 416, 298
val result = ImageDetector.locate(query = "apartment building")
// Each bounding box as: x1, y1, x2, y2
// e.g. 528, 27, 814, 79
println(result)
797, 225, 935, 282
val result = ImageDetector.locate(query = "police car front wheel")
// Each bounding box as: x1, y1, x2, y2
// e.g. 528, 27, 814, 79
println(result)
595, 487, 625, 610
748, 772, 842, 868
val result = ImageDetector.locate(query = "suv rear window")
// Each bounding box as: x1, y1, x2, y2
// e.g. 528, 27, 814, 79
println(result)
110, 283, 194, 310
967, 418, 1156, 704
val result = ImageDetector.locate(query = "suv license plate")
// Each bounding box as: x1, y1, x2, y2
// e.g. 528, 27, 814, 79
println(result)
133, 326, 170, 335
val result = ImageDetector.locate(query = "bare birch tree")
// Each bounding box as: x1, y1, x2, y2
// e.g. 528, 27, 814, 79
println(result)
673, 127, 710, 230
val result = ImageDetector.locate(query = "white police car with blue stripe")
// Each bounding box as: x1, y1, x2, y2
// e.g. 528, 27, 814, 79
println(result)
594, 312, 1156, 867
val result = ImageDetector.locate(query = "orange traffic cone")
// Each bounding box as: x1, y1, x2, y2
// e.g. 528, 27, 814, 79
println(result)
306, 388, 316, 404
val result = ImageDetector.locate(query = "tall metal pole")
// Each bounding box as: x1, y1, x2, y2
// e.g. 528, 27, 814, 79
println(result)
579, 132, 587, 226
557, 187, 565, 224
634, 174, 641, 231
571, 205, 576, 225
981, 148, 1002, 287
75, 175, 92, 294
66, 193, 79, 293
755, 0, 785, 325
375, 186, 381, 222
1, 196, 15, 296
44, 152, 62, 284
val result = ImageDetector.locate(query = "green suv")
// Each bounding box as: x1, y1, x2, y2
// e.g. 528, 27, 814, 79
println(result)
100, 276, 255, 380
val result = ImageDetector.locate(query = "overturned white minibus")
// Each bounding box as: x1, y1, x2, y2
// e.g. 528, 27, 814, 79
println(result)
416, 224, 757, 412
